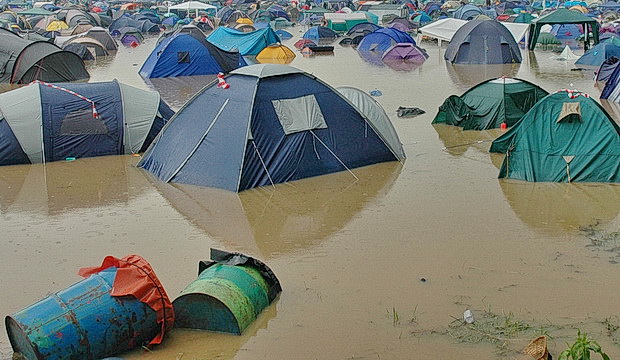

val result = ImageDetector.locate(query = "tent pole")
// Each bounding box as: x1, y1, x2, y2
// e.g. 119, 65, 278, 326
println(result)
251, 141, 275, 188
164, 99, 230, 183
309, 130, 359, 181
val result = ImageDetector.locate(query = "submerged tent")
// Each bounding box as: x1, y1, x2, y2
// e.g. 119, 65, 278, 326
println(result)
256, 44, 295, 64
596, 56, 620, 82
0, 80, 174, 165
575, 38, 620, 66
433, 78, 548, 130
528, 8, 599, 50
444, 20, 521, 64
490, 90, 620, 182
207, 27, 280, 55
138, 64, 405, 192
0, 28, 89, 83
302, 26, 339, 42
140, 33, 247, 78
357, 28, 415, 53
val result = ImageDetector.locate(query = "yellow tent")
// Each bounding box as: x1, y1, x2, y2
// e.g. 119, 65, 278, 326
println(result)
256, 44, 296, 64
569, 5, 588, 13
236, 17, 254, 25
46, 20, 69, 31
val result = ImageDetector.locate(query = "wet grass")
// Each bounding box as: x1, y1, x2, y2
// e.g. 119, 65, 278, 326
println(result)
446, 308, 560, 356
603, 316, 620, 345
580, 224, 620, 264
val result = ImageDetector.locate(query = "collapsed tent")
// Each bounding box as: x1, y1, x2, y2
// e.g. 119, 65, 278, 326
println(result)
433, 78, 548, 130
0, 28, 89, 84
138, 64, 404, 192
600, 60, 620, 100
596, 56, 620, 82
141, 33, 246, 78
444, 20, 522, 64
207, 27, 279, 55
490, 90, 620, 182
0, 80, 174, 165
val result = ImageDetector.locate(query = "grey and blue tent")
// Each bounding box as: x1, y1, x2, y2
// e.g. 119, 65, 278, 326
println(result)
452, 4, 483, 20
490, 90, 620, 182
138, 64, 405, 192
0, 28, 89, 84
0, 80, 174, 165
444, 20, 521, 64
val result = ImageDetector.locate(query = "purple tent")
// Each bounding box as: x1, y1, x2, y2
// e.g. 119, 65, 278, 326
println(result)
121, 34, 142, 46
381, 43, 428, 62
387, 22, 410, 32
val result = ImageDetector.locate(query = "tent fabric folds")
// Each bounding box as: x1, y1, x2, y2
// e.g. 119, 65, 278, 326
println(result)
138, 64, 405, 192
490, 90, 620, 182
433, 78, 548, 130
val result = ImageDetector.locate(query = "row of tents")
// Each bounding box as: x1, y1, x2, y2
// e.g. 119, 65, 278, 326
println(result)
432, 77, 619, 183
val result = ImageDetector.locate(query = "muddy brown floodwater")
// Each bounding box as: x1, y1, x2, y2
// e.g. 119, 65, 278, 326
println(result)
0, 29, 619, 359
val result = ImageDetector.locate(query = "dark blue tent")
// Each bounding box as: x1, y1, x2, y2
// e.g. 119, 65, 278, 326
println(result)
346, 22, 381, 35
596, 56, 620, 82
302, 26, 339, 42
138, 64, 404, 192
109, 15, 160, 33
357, 28, 415, 53
575, 38, 620, 66
0, 81, 174, 165
140, 34, 247, 78
444, 20, 521, 64
551, 23, 583, 39
453, 4, 483, 20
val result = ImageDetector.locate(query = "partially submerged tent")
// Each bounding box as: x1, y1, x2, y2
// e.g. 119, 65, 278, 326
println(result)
207, 27, 279, 55
596, 56, 620, 82
444, 20, 521, 64
433, 78, 548, 130
490, 90, 620, 182
256, 44, 295, 64
0, 28, 89, 83
302, 26, 339, 42
382, 43, 428, 63
527, 8, 599, 50
357, 27, 415, 53
138, 64, 404, 191
575, 38, 620, 66
418, 18, 529, 45
600, 61, 620, 100
0, 80, 174, 165
140, 33, 247, 78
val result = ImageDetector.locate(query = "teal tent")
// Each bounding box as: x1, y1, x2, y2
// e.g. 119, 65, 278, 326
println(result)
490, 90, 620, 182
432, 78, 548, 130
527, 8, 599, 51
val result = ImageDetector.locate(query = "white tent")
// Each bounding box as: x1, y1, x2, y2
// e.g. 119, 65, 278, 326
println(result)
168, 1, 216, 17
418, 18, 529, 45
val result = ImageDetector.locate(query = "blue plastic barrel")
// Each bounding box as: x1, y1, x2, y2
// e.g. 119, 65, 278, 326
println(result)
5, 267, 158, 360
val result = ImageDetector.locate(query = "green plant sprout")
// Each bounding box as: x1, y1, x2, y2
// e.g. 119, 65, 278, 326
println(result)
559, 330, 610, 360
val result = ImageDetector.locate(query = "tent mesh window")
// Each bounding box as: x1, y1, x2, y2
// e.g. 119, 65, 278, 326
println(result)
59, 109, 108, 135
177, 51, 190, 63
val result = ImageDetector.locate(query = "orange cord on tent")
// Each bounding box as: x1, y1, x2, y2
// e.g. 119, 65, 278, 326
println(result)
78, 255, 175, 345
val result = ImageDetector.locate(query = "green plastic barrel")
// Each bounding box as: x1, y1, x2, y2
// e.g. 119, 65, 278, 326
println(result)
173, 263, 274, 334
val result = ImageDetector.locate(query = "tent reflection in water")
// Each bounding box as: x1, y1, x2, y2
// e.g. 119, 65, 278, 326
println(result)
139, 64, 405, 192
149, 162, 402, 259
491, 90, 620, 183
500, 181, 620, 235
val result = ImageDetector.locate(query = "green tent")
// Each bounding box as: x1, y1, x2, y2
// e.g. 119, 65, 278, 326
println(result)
528, 8, 599, 51
490, 90, 620, 183
432, 78, 548, 130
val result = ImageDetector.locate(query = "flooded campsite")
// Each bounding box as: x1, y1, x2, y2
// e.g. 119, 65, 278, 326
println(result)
0, 4, 619, 359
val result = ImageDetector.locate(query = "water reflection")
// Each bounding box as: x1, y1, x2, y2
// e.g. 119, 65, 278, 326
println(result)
525, 50, 593, 82
125, 299, 278, 360
432, 124, 504, 167
446, 63, 520, 90
500, 181, 620, 234
0, 156, 147, 215
143, 75, 216, 110
150, 162, 402, 259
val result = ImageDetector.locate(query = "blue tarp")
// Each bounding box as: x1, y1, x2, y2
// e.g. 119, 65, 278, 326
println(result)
138, 64, 399, 192
207, 27, 280, 55
357, 28, 415, 53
